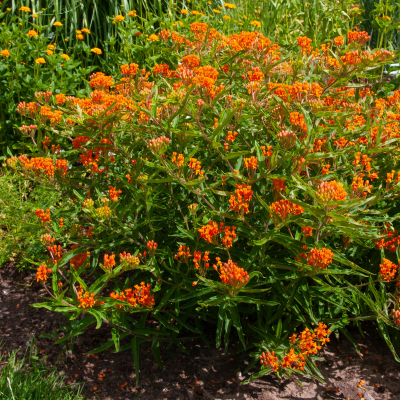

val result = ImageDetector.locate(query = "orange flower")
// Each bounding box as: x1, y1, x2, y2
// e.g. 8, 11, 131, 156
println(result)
307, 247, 334, 270
172, 152, 184, 167
244, 156, 258, 170
297, 36, 312, 54
215, 259, 249, 289
109, 186, 122, 201
198, 221, 224, 244
261, 145, 273, 157
302, 226, 313, 237
1, 49, 10, 57
174, 245, 192, 263
36, 264, 52, 282
270, 200, 303, 221
221, 226, 237, 248
120, 62, 139, 76
147, 240, 158, 256
182, 54, 201, 69
104, 254, 116, 270
114, 15, 124, 22
379, 258, 398, 281
148, 34, 159, 42
260, 351, 279, 371
77, 287, 97, 309
27, 30, 39, 37
48, 244, 63, 264
188, 158, 204, 177
272, 179, 286, 193
229, 184, 253, 217
70, 245, 90, 270
316, 181, 347, 203
120, 251, 140, 269
35, 208, 51, 223
333, 36, 344, 46
36, 58, 46, 64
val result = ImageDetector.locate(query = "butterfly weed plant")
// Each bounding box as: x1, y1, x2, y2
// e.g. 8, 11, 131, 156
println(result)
6, 17, 400, 384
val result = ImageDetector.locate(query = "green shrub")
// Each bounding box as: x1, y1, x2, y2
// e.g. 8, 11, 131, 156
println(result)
0, 169, 59, 270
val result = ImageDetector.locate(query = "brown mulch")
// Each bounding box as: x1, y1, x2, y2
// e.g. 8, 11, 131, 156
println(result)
1, 263, 400, 400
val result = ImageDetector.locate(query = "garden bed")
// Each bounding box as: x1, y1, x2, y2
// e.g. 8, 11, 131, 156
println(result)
1, 263, 399, 400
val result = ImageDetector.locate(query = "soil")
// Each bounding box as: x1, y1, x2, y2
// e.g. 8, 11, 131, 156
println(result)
1, 263, 400, 400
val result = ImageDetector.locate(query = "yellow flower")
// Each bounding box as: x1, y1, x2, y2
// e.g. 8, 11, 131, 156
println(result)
148, 34, 159, 41
82, 28, 90, 34
48, 44, 55, 50
19, 6, 31, 12
1, 49, 10, 57
91, 47, 102, 55
46, 50, 53, 56
65, 38, 69, 41
251, 20, 261, 27
76, 34, 84, 40
32, 14, 38, 18
213, 9, 221, 13
36, 58, 46, 64
76, 30, 82, 34
180, 9, 188, 14
115, 14, 125, 21
191, 10, 201, 15
53, 22, 63, 27
27, 30, 38, 37
128, 10, 137, 17
61, 54, 70, 60
223, 15, 231, 20
224, 2, 236, 8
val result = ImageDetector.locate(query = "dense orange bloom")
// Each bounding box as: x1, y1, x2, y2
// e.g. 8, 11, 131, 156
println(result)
260, 351, 279, 371
222, 226, 237, 248
110, 282, 154, 308
146, 240, 158, 256
36, 264, 52, 282
89, 72, 113, 90
48, 244, 63, 264
229, 184, 253, 216
104, 254, 116, 270
307, 247, 334, 270
188, 158, 204, 177
226, 131, 238, 142
348, 30, 370, 45
120, 63, 139, 76
193, 251, 210, 275
215, 259, 249, 289
270, 200, 303, 221
77, 287, 97, 309
333, 36, 344, 46
182, 54, 201, 69
35, 208, 51, 223
244, 156, 258, 170
379, 258, 398, 281
27, 30, 39, 37
109, 186, 122, 201
341, 50, 361, 66
70, 245, 90, 270
297, 36, 312, 54
261, 145, 273, 157
302, 226, 313, 237
316, 181, 347, 203
198, 221, 223, 244
172, 152, 184, 167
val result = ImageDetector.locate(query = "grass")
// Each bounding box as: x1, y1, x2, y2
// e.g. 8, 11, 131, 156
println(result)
0, 344, 85, 399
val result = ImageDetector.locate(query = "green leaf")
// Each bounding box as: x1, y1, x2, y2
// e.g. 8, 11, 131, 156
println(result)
229, 303, 246, 350
216, 303, 226, 348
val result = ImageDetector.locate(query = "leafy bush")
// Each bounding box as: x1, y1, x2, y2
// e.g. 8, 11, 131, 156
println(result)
0, 169, 59, 270
0, 343, 85, 399
6, 19, 400, 383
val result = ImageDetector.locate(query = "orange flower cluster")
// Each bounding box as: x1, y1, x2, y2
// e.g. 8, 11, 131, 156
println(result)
193, 251, 210, 276
80, 150, 101, 173
193, 65, 219, 94
174, 245, 192, 263
379, 258, 398, 281
222, 226, 237, 248
104, 254, 116, 270
261, 145, 273, 157
333, 36, 344, 46
48, 244, 63, 264
375, 229, 400, 253
148, 136, 170, 153
40, 234, 55, 246
20, 157, 54, 177
120, 62, 139, 76
260, 323, 330, 372
172, 152, 184, 167
110, 282, 155, 308
297, 36, 312, 54
36, 264, 52, 282
182, 54, 201, 69
109, 186, 122, 201
198, 221, 224, 244
269, 81, 322, 102
348, 30, 370, 45
270, 200, 304, 221
306, 247, 334, 270
272, 179, 286, 193
214, 259, 249, 289
316, 181, 347, 203
90, 72, 114, 90
229, 184, 253, 216
188, 158, 204, 177
77, 286, 97, 309
302, 226, 313, 237
70, 245, 90, 270
35, 208, 51, 223
244, 156, 258, 170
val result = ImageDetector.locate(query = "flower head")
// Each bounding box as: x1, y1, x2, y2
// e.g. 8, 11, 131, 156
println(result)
91, 47, 102, 55
27, 30, 39, 37
53, 21, 63, 27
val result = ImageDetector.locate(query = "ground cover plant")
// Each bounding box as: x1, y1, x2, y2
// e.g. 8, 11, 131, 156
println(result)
0, 343, 85, 399
6, 13, 400, 385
